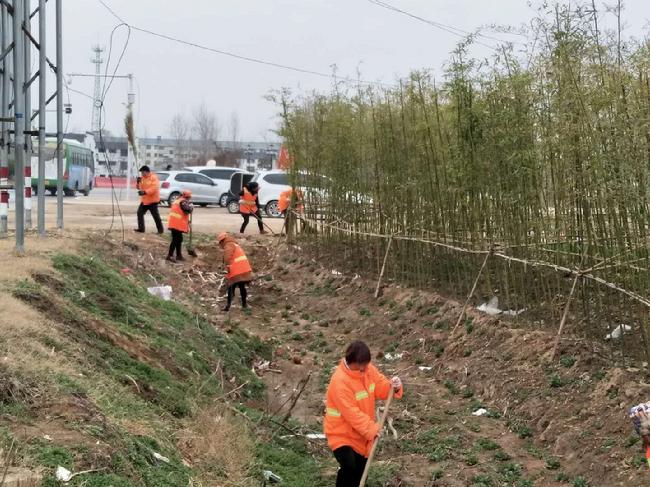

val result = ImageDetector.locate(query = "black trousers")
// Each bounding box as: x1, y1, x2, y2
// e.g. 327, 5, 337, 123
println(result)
333, 446, 367, 487
137, 203, 164, 233
168, 229, 183, 258
240, 210, 264, 233
226, 282, 248, 308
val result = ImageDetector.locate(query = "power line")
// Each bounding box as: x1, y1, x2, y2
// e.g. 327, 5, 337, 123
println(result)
96, 0, 393, 88
366, 0, 522, 50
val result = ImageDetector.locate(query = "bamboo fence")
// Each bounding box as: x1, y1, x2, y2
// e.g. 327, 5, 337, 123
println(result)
276, 3, 650, 362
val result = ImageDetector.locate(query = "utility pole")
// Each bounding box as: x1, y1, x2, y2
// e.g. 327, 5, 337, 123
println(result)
23, 0, 31, 229
13, 0, 25, 253
0, 2, 11, 238
37, 0, 46, 236
125, 73, 135, 201
56, 0, 63, 229
90, 45, 104, 134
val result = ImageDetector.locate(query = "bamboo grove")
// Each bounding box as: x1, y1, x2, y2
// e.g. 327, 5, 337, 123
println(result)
276, 3, 650, 360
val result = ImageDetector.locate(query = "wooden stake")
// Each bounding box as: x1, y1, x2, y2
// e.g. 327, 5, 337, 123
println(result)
550, 272, 580, 362
359, 389, 394, 487
374, 236, 393, 298
451, 251, 490, 337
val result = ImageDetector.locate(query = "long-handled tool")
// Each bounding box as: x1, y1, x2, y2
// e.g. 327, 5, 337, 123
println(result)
250, 210, 277, 236
359, 389, 394, 487
187, 214, 198, 257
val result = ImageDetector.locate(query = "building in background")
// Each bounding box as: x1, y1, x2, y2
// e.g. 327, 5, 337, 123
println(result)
76, 133, 281, 176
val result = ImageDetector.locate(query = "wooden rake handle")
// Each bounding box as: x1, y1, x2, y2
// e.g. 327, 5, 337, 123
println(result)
359, 388, 395, 487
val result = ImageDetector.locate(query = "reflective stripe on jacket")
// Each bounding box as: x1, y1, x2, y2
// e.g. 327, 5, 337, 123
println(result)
226, 243, 252, 280
239, 188, 257, 214
324, 360, 403, 457
168, 197, 190, 233
138, 173, 160, 205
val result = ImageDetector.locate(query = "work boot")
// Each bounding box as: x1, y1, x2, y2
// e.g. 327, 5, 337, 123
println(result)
176, 255, 185, 262
133, 228, 145, 233
157, 231, 164, 235
166, 255, 176, 263
260, 230, 268, 235
222, 305, 231, 312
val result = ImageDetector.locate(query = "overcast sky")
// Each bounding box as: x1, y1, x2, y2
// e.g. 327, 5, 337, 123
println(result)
38, 0, 650, 142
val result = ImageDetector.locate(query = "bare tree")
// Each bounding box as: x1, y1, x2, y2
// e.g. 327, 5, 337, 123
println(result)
169, 113, 189, 166
193, 103, 219, 162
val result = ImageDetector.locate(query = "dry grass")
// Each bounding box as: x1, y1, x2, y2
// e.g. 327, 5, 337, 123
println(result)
178, 406, 256, 486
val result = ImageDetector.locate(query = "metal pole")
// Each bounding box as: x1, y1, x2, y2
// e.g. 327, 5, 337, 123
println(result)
13, 0, 25, 253
55, 0, 62, 229
23, 0, 31, 229
37, 0, 45, 236
0, 2, 10, 238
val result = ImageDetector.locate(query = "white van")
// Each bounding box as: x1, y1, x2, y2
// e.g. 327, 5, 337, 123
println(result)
185, 165, 243, 207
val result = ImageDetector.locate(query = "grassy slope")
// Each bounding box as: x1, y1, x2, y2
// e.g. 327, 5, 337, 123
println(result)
2, 250, 327, 486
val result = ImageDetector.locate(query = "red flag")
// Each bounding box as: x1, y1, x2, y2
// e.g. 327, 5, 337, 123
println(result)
277, 145, 292, 169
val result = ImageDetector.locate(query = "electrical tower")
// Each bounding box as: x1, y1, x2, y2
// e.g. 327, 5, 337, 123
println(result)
90, 46, 104, 133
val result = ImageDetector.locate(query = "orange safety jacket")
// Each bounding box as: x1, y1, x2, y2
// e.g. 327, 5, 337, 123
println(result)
278, 188, 304, 213
324, 360, 403, 457
138, 173, 161, 205
167, 197, 190, 233
226, 243, 252, 280
239, 188, 257, 215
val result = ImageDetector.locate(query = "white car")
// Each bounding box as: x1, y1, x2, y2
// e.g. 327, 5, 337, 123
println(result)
185, 166, 242, 207
158, 171, 222, 206
251, 170, 291, 217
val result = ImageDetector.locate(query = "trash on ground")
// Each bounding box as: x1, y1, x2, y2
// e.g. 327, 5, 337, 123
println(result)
153, 452, 170, 464
384, 352, 403, 361
263, 470, 283, 483
147, 285, 172, 301
477, 296, 525, 316
472, 408, 488, 417
79, 291, 86, 299
605, 324, 632, 340
331, 269, 342, 275
418, 366, 433, 371
55, 466, 72, 482
305, 433, 326, 439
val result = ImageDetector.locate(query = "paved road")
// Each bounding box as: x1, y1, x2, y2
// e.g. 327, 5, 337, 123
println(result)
1, 187, 285, 235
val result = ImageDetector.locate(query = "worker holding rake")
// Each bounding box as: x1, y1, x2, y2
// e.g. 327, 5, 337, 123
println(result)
166, 190, 193, 262
324, 341, 403, 487
218, 232, 254, 311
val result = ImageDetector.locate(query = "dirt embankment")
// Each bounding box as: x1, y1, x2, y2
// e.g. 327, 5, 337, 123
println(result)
2, 230, 649, 486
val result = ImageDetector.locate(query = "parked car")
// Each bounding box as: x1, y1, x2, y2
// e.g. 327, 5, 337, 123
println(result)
157, 171, 222, 206
185, 166, 242, 207
226, 172, 255, 214
250, 170, 291, 217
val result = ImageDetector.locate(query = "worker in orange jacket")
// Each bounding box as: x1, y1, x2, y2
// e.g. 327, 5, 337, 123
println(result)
166, 190, 193, 262
135, 165, 164, 234
218, 232, 254, 311
324, 341, 403, 486
239, 182, 266, 234
278, 187, 304, 236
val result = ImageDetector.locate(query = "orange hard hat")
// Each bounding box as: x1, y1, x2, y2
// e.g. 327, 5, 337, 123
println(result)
217, 232, 228, 242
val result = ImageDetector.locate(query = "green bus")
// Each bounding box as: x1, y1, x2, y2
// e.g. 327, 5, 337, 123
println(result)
31, 139, 95, 196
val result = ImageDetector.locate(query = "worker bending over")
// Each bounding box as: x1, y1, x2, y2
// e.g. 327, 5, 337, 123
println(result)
324, 341, 403, 486
278, 187, 304, 236
166, 190, 193, 262
629, 402, 650, 468
134, 165, 164, 234
218, 232, 253, 311
239, 182, 266, 234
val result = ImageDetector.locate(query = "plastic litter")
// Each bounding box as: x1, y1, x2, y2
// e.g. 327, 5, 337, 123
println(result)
472, 408, 488, 417
305, 433, 326, 439
477, 296, 525, 316
55, 466, 72, 482
418, 366, 433, 371
605, 324, 632, 340
152, 452, 170, 464
263, 470, 283, 483
384, 352, 403, 361
331, 270, 342, 276
79, 291, 86, 299
147, 285, 172, 301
